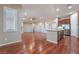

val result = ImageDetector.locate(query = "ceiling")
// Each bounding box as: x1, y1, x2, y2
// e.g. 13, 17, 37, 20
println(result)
21, 4, 79, 22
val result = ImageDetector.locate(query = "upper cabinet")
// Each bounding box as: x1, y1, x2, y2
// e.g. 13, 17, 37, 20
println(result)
58, 18, 70, 24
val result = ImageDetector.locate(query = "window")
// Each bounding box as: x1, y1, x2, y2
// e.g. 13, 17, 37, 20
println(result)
3, 7, 17, 32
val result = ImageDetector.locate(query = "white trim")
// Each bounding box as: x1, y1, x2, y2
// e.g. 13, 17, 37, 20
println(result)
71, 35, 79, 38
71, 35, 79, 39
47, 39, 57, 44
0, 40, 22, 47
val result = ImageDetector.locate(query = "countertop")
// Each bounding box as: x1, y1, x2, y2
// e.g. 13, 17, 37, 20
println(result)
47, 29, 64, 32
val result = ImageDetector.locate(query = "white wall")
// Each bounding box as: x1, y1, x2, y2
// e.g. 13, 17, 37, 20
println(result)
23, 23, 46, 33
23, 24, 33, 32
0, 5, 22, 45
70, 12, 79, 37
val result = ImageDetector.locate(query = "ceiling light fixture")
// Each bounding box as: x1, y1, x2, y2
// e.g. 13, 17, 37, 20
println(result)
56, 8, 60, 12
67, 4, 72, 9
30, 18, 32, 21
68, 5, 72, 9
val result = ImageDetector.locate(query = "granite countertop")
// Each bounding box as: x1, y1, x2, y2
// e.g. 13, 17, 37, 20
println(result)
47, 29, 64, 32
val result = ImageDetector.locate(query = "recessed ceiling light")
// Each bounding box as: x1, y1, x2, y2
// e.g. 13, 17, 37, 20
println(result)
67, 4, 72, 9
68, 5, 72, 9
56, 8, 60, 12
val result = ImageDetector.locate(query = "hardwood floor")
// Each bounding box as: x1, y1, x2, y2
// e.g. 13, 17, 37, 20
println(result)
0, 42, 23, 54
0, 32, 79, 54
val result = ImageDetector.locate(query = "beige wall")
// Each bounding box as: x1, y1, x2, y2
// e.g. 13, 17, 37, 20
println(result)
0, 5, 22, 45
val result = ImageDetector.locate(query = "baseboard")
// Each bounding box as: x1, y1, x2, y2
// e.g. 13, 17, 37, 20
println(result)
47, 39, 57, 44
71, 35, 79, 38
0, 40, 22, 47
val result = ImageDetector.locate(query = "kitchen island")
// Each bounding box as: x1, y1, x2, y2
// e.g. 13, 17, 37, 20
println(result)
46, 29, 64, 44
